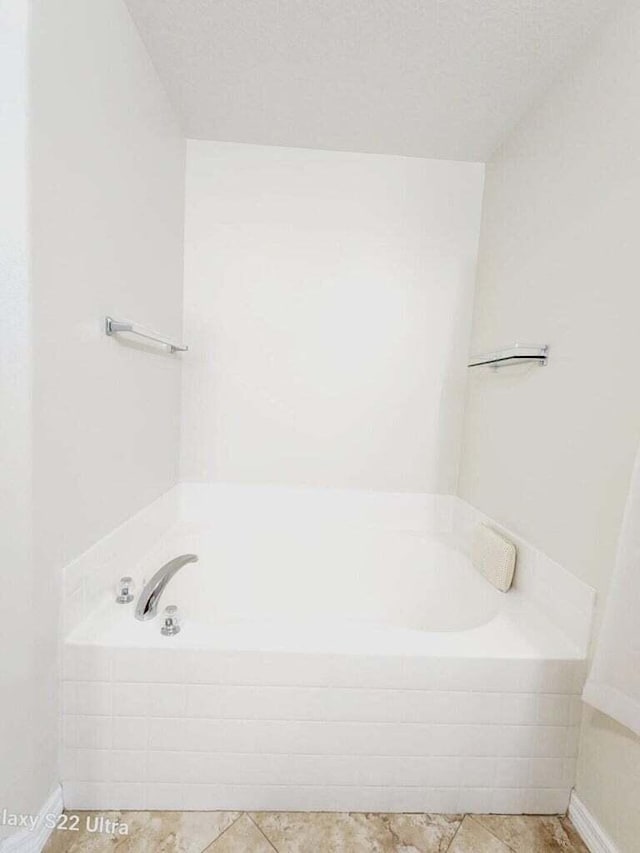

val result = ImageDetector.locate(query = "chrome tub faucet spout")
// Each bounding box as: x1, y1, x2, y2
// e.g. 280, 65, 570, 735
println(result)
135, 554, 198, 621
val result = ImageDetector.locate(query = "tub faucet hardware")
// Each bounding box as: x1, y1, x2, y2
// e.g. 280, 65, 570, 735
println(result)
135, 554, 198, 621
161, 605, 181, 636
116, 576, 135, 604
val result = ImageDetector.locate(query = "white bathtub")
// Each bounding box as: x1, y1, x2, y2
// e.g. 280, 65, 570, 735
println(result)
61, 484, 594, 814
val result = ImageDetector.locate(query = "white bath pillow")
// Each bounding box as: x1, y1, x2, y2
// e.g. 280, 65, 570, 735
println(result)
472, 523, 517, 592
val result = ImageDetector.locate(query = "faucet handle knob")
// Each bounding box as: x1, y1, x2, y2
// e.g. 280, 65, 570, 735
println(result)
116, 576, 135, 604
161, 605, 181, 636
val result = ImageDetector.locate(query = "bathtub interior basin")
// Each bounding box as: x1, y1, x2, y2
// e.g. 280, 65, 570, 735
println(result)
67, 484, 588, 660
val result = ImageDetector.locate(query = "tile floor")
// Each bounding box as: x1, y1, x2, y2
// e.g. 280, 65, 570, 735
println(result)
43, 810, 590, 852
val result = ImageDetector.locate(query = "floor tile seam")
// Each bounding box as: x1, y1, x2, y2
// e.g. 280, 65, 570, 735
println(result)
246, 813, 281, 853
472, 814, 570, 853
198, 812, 243, 852
444, 814, 468, 851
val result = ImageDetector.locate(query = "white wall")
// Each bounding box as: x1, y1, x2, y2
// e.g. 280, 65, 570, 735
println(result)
0, 0, 185, 829
30, 0, 186, 573
0, 0, 45, 834
181, 141, 484, 493
458, 1, 640, 848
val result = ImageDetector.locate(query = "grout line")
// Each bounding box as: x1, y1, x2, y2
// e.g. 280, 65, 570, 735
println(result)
247, 813, 281, 853
198, 812, 244, 852
471, 815, 519, 852
444, 814, 468, 851
63, 680, 583, 695
63, 747, 573, 762
65, 782, 571, 793
470, 814, 577, 853
63, 714, 576, 728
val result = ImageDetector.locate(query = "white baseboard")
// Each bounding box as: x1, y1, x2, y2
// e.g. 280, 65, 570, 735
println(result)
0, 787, 63, 853
568, 791, 619, 853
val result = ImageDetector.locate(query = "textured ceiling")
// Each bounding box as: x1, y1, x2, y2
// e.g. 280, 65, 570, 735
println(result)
124, 0, 619, 161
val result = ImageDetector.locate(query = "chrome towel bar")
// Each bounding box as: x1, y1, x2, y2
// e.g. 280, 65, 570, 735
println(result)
105, 316, 188, 353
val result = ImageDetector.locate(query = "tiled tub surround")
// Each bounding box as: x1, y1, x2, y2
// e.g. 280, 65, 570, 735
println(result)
61, 485, 594, 814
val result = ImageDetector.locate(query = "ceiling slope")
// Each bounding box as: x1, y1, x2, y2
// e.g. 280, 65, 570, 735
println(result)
125, 0, 620, 161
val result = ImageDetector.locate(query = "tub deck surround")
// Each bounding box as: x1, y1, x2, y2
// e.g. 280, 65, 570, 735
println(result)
61, 488, 181, 637
60, 484, 594, 813
450, 498, 597, 656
